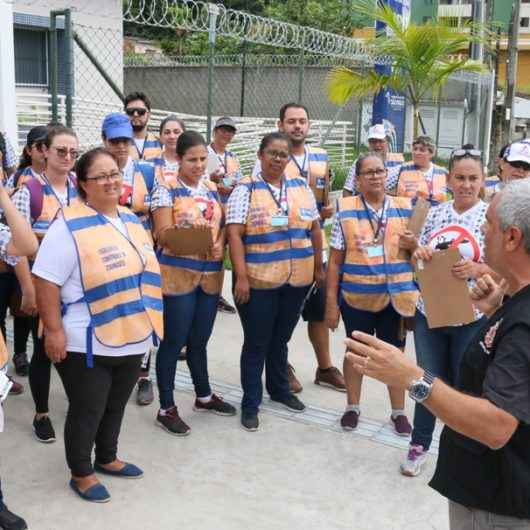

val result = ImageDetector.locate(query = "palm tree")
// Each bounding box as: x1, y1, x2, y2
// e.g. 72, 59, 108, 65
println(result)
326, 0, 490, 138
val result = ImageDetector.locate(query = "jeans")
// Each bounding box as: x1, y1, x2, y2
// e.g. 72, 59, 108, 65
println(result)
412, 311, 485, 450
156, 287, 219, 409
237, 283, 309, 414
449, 501, 530, 530
28, 318, 51, 414
55, 352, 142, 477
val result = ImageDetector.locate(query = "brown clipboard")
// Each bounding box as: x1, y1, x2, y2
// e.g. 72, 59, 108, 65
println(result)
415, 247, 475, 328
397, 197, 431, 261
163, 226, 213, 255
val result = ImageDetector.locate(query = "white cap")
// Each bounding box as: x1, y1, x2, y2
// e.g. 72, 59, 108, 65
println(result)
505, 141, 530, 165
368, 124, 387, 140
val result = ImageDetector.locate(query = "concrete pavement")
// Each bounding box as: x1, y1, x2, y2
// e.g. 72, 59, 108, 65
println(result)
0, 278, 448, 530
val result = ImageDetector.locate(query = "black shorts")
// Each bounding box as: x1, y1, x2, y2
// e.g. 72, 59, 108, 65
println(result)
301, 282, 326, 322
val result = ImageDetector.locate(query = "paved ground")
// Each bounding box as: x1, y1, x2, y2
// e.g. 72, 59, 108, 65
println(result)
0, 277, 449, 530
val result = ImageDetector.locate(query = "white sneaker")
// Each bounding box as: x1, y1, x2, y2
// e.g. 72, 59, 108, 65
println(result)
400, 444, 428, 477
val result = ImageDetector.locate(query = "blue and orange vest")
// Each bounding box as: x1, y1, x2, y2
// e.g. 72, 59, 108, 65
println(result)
208, 146, 242, 204
28, 174, 79, 241
285, 145, 329, 251
337, 195, 418, 316
119, 160, 156, 231
150, 156, 179, 189
62, 203, 163, 366
396, 162, 449, 205
157, 180, 224, 296
239, 174, 315, 289
129, 132, 163, 161
483, 175, 502, 202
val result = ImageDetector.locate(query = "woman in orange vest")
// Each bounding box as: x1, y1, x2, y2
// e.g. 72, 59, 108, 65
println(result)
226, 132, 324, 431
149, 115, 186, 189
326, 152, 418, 435
33, 147, 162, 503
11, 125, 80, 444
395, 136, 449, 205
0, 175, 37, 529
152, 131, 235, 437
400, 148, 490, 478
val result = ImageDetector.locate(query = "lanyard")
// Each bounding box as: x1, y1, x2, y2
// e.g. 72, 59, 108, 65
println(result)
423, 164, 435, 197
259, 174, 287, 214
289, 147, 308, 178
361, 195, 387, 243
210, 144, 228, 173
42, 173, 72, 207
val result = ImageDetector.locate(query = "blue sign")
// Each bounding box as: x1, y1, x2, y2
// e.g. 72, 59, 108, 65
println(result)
372, 0, 410, 152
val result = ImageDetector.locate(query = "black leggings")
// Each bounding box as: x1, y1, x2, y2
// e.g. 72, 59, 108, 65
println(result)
55, 352, 142, 477
28, 317, 51, 414
0, 271, 15, 344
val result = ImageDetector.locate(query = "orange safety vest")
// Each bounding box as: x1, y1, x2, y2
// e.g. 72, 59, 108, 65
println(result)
29, 174, 79, 241
208, 146, 242, 205
119, 160, 156, 231
0, 332, 7, 371
62, 202, 163, 366
483, 175, 502, 202
158, 180, 224, 296
338, 195, 418, 316
396, 162, 449, 205
285, 145, 329, 251
129, 132, 163, 161
151, 157, 179, 189
239, 174, 315, 289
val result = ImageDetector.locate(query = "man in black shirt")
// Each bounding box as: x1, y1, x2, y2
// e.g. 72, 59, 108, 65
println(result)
343, 178, 530, 529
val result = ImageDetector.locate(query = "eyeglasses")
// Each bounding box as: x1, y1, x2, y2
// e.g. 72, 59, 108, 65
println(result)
507, 160, 530, 171
125, 107, 147, 117
359, 168, 386, 178
52, 146, 79, 159
85, 171, 122, 183
451, 148, 482, 159
264, 150, 289, 160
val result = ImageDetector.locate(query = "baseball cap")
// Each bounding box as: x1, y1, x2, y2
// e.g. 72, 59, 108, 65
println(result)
102, 113, 133, 140
368, 124, 387, 140
504, 141, 530, 165
26, 126, 48, 147
214, 116, 237, 131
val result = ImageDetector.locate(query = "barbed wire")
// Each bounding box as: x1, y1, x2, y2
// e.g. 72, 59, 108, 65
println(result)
123, 0, 378, 62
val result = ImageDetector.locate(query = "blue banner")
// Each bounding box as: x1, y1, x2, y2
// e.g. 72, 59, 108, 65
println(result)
372, 0, 410, 152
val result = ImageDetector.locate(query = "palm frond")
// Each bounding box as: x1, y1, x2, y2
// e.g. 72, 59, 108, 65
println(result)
326, 67, 384, 105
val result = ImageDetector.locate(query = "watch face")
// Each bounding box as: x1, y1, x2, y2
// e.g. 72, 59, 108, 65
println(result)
412, 382, 430, 401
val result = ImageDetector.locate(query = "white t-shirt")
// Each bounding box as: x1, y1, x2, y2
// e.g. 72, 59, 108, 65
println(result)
32, 215, 152, 357
133, 138, 146, 156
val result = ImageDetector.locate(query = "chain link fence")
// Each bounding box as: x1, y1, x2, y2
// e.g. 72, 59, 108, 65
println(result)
15, 0, 494, 183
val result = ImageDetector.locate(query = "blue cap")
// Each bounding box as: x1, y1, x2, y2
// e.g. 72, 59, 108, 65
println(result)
102, 113, 133, 140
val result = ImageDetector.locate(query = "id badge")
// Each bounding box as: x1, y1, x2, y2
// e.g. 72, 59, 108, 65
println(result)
366, 244, 384, 258
271, 215, 288, 227
223, 176, 235, 187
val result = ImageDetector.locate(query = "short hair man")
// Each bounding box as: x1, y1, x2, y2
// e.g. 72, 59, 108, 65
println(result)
343, 123, 404, 197
345, 178, 530, 530
253, 102, 345, 394
124, 91, 162, 161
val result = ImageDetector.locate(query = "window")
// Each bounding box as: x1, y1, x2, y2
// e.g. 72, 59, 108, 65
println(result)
14, 28, 47, 86
521, 17, 530, 28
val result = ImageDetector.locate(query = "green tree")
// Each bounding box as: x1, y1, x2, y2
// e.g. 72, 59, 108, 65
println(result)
326, 0, 489, 137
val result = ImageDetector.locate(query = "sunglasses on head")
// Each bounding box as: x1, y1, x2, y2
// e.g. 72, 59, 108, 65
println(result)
507, 159, 530, 171
125, 107, 147, 117
451, 148, 482, 159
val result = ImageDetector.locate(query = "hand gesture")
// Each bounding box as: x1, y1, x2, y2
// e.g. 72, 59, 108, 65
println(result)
398, 230, 417, 251
470, 274, 507, 317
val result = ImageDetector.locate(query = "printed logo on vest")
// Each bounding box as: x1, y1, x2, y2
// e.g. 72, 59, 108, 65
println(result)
479, 319, 502, 354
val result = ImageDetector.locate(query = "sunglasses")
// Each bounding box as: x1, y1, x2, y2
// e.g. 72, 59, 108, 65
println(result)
507, 159, 530, 171
451, 148, 482, 159
125, 107, 147, 117
52, 146, 79, 159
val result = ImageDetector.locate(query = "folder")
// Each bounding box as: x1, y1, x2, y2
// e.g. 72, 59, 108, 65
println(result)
415, 247, 475, 328
163, 225, 213, 255
398, 197, 431, 261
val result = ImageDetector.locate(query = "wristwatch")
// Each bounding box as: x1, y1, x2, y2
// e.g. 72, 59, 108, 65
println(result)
408, 370, 436, 403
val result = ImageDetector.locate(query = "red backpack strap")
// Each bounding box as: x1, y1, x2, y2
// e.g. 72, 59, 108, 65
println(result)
24, 178, 44, 221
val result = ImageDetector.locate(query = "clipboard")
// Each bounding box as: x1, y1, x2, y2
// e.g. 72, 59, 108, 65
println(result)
164, 226, 213, 255
398, 197, 431, 261
415, 247, 475, 328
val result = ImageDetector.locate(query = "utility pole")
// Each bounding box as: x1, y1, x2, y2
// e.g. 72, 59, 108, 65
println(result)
505, 0, 521, 144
